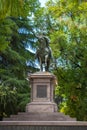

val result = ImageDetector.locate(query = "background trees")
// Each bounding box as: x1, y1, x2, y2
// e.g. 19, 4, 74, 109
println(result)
0, 0, 41, 119
45, 0, 87, 120
0, 0, 25, 51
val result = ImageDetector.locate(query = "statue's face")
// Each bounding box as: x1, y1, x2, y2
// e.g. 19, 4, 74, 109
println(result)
40, 37, 45, 43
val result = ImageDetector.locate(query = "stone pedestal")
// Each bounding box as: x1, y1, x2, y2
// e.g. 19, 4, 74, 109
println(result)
3, 72, 76, 121
26, 72, 58, 112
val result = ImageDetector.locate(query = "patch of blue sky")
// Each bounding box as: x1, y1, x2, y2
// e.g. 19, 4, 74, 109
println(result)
39, 0, 47, 7
26, 59, 40, 69
18, 28, 29, 34
18, 27, 37, 54
26, 44, 36, 54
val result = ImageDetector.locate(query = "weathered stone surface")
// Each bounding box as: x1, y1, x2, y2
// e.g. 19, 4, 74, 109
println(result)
3, 112, 76, 121
26, 102, 57, 113
26, 72, 58, 113
1, 121, 87, 126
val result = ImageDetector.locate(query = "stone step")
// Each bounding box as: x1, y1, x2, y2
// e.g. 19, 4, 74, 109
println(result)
3, 112, 76, 121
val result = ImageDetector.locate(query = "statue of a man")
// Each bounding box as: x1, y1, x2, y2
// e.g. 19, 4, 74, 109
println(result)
35, 35, 53, 71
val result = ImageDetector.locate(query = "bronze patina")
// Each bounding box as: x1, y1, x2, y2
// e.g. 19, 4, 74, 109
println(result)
35, 35, 53, 71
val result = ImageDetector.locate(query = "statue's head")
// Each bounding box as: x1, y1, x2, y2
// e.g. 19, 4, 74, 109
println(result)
38, 35, 50, 47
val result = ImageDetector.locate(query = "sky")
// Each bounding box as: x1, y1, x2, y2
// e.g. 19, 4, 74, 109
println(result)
39, 0, 47, 7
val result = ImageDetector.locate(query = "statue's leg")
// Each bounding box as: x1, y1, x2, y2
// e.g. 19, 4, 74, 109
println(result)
46, 60, 50, 71
41, 64, 43, 71
39, 57, 43, 71
45, 55, 48, 66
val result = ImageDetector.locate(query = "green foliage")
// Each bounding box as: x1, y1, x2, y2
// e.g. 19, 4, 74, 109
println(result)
0, 0, 24, 19
0, 0, 41, 119
0, 0, 40, 51
45, 0, 87, 120
0, 18, 17, 51
0, 85, 17, 117
17, 92, 30, 112
0, 16, 32, 117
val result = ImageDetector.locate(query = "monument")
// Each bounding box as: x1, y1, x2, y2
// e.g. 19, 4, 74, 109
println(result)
3, 35, 75, 121
25, 35, 75, 120
26, 35, 57, 112
24, 35, 75, 121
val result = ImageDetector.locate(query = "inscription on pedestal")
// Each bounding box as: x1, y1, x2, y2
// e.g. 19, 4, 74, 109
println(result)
37, 85, 47, 98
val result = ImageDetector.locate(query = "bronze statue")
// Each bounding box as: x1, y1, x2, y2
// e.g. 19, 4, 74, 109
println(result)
35, 35, 53, 71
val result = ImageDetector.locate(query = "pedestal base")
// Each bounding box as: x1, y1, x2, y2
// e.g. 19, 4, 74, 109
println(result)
26, 102, 58, 112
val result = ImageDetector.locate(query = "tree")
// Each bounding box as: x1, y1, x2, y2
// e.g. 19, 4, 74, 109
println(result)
0, 0, 41, 118
0, 0, 25, 51
0, 85, 17, 119
0, 0, 24, 19
45, 0, 87, 120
